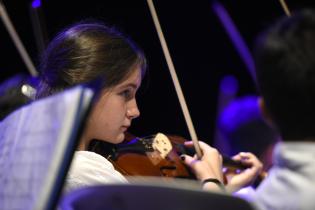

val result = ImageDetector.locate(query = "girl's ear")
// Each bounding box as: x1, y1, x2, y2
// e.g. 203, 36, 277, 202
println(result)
258, 97, 275, 128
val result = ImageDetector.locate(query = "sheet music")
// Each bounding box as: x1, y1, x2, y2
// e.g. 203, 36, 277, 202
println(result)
0, 86, 93, 210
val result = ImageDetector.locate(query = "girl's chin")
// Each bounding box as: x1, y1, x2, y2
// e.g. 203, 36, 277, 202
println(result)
114, 133, 125, 144
101, 133, 125, 144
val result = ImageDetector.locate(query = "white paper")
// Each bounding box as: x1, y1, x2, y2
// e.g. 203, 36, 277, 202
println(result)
0, 86, 93, 210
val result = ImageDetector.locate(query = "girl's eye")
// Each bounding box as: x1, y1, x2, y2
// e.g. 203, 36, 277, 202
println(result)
120, 89, 133, 100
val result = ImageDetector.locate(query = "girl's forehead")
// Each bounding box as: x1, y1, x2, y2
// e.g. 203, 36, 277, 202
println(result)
100, 66, 142, 95
119, 68, 142, 87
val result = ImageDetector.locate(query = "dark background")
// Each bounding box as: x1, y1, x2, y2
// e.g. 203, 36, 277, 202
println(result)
1, 0, 314, 147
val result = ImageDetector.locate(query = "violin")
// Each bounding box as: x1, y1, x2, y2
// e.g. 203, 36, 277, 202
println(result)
88, 132, 267, 186
89, 133, 194, 178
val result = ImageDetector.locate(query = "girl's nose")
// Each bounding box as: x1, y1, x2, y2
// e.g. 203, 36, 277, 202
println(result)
127, 100, 140, 119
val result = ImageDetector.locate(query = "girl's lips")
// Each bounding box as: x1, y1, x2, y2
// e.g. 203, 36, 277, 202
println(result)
121, 126, 129, 131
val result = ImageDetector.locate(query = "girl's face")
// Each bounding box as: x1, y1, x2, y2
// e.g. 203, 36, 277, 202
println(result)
82, 66, 142, 147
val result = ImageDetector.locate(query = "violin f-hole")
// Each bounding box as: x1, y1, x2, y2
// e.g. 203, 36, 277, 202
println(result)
160, 165, 177, 176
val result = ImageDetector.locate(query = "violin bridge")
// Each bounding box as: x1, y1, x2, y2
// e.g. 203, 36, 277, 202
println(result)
151, 133, 172, 159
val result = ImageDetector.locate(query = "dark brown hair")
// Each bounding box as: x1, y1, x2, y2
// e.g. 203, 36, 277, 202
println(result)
36, 21, 147, 98
254, 9, 315, 140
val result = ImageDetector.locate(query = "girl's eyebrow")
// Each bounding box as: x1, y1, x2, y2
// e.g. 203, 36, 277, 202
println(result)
119, 83, 138, 90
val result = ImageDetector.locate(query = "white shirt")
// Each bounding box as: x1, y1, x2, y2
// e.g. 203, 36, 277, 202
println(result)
64, 151, 128, 193
253, 142, 315, 210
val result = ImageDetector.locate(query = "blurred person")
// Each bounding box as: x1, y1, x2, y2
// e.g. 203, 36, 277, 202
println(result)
218, 95, 279, 171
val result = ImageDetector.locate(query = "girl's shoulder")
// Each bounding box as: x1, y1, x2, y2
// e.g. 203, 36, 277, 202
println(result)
74, 151, 112, 166
65, 151, 127, 192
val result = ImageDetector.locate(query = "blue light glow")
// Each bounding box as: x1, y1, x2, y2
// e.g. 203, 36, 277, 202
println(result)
212, 2, 257, 83
220, 75, 238, 95
32, 0, 41, 8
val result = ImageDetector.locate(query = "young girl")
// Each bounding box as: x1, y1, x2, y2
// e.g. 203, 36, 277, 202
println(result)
36, 21, 261, 194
